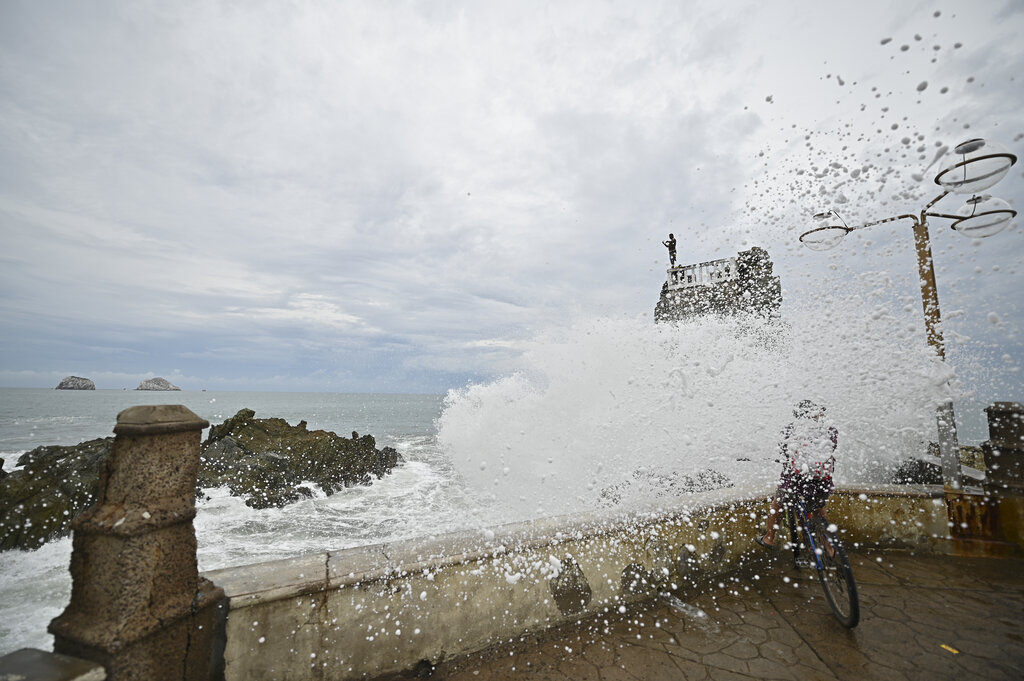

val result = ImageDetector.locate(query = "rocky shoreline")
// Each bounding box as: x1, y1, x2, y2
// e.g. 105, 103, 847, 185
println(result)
0, 408, 402, 552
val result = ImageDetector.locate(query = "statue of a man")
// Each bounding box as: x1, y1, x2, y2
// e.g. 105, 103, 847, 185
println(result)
662, 233, 677, 265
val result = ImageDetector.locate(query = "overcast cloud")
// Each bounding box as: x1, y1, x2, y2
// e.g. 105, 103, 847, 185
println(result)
1, 0, 1022, 395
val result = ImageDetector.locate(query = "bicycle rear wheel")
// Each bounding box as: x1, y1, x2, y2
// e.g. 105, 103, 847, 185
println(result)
809, 520, 859, 628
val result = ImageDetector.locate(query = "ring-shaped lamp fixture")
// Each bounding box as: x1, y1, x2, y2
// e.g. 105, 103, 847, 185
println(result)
799, 211, 850, 251
934, 138, 1017, 195
950, 194, 1017, 238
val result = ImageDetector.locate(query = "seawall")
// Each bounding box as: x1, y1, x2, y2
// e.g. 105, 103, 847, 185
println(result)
204, 483, 960, 680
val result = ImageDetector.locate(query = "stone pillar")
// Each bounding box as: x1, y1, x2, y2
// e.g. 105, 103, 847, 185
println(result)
48, 405, 225, 681
981, 402, 1024, 550
983, 402, 1024, 495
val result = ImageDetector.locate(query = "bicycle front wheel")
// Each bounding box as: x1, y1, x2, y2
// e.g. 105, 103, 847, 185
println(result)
809, 521, 859, 628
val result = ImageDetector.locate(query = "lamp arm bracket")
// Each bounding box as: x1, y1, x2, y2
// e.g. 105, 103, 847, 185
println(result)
922, 211, 962, 222
923, 190, 951, 213
854, 213, 919, 230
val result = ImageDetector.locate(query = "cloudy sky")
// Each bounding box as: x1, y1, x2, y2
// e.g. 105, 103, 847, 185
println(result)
1, 0, 1022, 395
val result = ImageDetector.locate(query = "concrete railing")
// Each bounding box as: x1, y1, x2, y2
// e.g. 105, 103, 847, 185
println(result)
204, 483, 956, 680
665, 256, 738, 290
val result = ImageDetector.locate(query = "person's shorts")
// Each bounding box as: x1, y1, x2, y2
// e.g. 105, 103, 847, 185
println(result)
778, 471, 833, 512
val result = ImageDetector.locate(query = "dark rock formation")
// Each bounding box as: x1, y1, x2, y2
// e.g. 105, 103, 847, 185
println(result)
0, 408, 403, 550
600, 467, 733, 506
891, 444, 986, 485
56, 376, 96, 390
200, 409, 402, 509
890, 458, 942, 485
136, 377, 181, 391
0, 438, 113, 551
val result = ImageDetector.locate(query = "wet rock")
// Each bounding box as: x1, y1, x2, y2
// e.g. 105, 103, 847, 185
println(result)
890, 458, 942, 485
891, 443, 985, 485
56, 376, 95, 390
200, 409, 402, 509
135, 377, 181, 390
600, 467, 733, 506
0, 408, 403, 550
0, 438, 113, 551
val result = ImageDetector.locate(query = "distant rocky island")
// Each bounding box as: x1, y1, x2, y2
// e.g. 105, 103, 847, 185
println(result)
56, 376, 95, 390
136, 377, 181, 391
54, 376, 183, 390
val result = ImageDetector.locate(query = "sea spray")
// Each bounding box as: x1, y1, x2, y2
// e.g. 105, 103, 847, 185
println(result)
437, 274, 951, 520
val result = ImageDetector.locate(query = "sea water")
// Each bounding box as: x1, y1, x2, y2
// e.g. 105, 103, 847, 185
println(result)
0, 298, 997, 654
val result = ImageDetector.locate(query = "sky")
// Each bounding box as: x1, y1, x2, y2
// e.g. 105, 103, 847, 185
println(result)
1, 0, 1022, 396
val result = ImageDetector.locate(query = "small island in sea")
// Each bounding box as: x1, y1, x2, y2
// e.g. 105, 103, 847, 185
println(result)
56, 376, 95, 390
135, 377, 181, 391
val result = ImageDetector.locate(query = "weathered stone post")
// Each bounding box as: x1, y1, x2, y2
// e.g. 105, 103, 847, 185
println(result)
982, 402, 1024, 550
48, 405, 225, 681
983, 402, 1024, 495
943, 402, 1024, 554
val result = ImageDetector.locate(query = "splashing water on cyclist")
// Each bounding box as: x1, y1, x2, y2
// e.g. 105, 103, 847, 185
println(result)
757, 399, 837, 549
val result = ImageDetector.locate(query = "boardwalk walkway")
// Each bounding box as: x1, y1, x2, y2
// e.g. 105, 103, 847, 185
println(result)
412, 550, 1024, 680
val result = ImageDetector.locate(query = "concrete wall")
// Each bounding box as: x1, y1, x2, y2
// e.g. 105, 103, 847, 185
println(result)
204, 484, 950, 680
828, 485, 950, 549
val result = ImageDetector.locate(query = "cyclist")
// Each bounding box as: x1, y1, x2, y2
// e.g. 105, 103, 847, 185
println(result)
756, 399, 837, 549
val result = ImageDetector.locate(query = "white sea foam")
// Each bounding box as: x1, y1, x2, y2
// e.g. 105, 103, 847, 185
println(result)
0, 538, 72, 652
1, 453, 26, 474
193, 443, 492, 571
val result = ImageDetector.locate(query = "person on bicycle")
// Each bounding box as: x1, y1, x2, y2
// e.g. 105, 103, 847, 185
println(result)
757, 399, 837, 549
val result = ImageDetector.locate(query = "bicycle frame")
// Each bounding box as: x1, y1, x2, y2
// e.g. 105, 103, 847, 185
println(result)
786, 497, 825, 568
780, 493, 860, 628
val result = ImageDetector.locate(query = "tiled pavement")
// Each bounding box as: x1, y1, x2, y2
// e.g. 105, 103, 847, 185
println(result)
410, 551, 1024, 680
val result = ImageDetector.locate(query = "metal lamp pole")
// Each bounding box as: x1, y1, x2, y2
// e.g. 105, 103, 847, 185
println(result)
799, 138, 1018, 493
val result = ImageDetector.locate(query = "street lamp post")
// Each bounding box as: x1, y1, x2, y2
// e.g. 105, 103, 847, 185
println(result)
799, 138, 1018, 492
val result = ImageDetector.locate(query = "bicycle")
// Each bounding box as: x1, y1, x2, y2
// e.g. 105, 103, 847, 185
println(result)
782, 492, 860, 628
